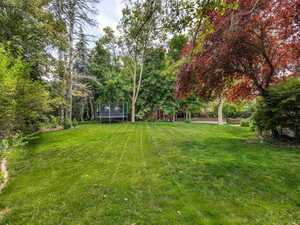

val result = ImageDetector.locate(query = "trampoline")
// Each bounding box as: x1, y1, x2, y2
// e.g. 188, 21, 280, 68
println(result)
96, 103, 128, 122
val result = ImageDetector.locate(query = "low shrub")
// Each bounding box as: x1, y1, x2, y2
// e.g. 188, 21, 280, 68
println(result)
0, 133, 36, 154
40, 115, 61, 129
72, 119, 79, 127
252, 78, 300, 138
64, 119, 73, 129
240, 117, 256, 131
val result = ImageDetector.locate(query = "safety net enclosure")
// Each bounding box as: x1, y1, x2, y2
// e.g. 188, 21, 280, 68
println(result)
96, 103, 128, 121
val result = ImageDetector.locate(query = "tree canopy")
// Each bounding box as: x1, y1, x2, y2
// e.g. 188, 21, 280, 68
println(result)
176, 0, 300, 101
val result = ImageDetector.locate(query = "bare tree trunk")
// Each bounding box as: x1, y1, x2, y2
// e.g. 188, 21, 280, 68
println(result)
60, 107, 65, 124
89, 97, 94, 120
66, 10, 75, 121
218, 98, 224, 125
131, 100, 135, 122
80, 101, 85, 121
188, 112, 192, 120
130, 53, 144, 123
58, 49, 65, 125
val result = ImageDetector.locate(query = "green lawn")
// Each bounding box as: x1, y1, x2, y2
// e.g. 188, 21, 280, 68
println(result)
1, 123, 299, 225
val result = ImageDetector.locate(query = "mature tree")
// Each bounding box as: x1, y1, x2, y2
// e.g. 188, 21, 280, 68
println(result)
0, 0, 65, 80
0, 45, 50, 138
89, 27, 127, 104
119, 0, 161, 122
73, 29, 92, 121
176, 0, 299, 102
136, 35, 204, 121
49, 0, 100, 121
136, 47, 177, 120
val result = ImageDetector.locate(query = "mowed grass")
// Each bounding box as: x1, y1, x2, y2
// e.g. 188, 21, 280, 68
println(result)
0, 122, 300, 225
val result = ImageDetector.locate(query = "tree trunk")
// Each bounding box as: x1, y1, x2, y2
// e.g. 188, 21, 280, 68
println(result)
58, 49, 65, 125
271, 128, 279, 139
218, 98, 224, 125
89, 97, 94, 120
80, 101, 85, 122
131, 101, 135, 123
60, 106, 65, 125
66, 12, 75, 121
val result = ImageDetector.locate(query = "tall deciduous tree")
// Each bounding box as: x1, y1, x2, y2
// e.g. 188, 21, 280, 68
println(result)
119, 0, 161, 122
0, 0, 65, 80
88, 27, 127, 105
176, 0, 299, 102
49, 0, 99, 121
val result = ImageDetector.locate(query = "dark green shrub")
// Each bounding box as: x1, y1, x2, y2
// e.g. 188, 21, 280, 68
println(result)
240, 117, 256, 131
72, 119, 79, 127
252, 78, 300, 138
240, 118, 250, 127
64, 119, 73, 129
0, 45, 50, 138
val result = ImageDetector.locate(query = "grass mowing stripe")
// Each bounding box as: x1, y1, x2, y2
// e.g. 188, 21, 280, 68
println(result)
150, 123, 208, 223
64, 123, 132, 196
144, 123, 197, 224
110, 123, 137, 185
84, 122, 132, 167
36, 123, 126, 161
143, 123, 183, 225
97, 123, 145, 225
136, 124, 156, 220
75, 123, 126, 150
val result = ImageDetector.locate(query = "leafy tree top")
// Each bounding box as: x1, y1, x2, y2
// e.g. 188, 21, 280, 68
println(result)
176, 0, 300, 101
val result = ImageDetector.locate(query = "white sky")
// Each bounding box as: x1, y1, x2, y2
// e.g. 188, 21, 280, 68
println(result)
87, 0, 125, 46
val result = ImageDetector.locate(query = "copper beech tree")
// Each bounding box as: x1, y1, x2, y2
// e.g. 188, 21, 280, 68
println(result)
176, 0, 300, 102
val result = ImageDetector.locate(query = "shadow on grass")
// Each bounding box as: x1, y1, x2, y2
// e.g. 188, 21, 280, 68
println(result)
167, 136, 300, 205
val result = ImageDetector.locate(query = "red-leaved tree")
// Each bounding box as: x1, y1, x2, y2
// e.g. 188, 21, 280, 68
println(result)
176, 0, 300, 102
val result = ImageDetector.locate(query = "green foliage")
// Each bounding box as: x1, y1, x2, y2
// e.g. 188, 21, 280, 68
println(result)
0, 171, 4, 184
72, 119, 79, 127
0, 45, 51, 138
89, 31, 128, 104
0, 133, 36, 154
240, 117, 255, 131
212, 102, 247, 118
15, 79, 51, 133
40, 115, 61, 129
0, 139, 9, 153
137, 47, 178, 119
252, 78, 300, 138
240, 118, 250, 127
0, 1, 65, 80
179, 94, 205, 114
167, 34, 188, 61
63, 118, 73, 129
136, 35, 204, 120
